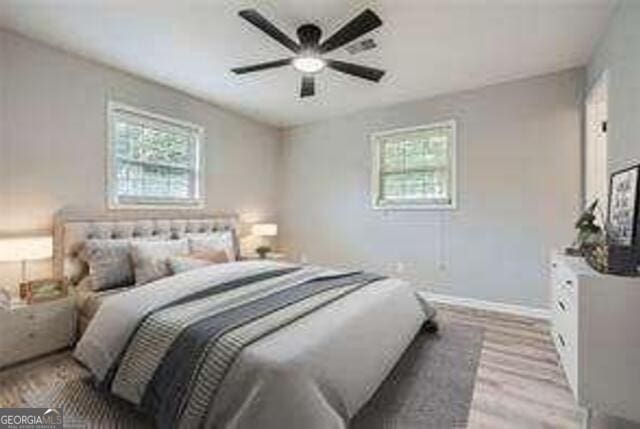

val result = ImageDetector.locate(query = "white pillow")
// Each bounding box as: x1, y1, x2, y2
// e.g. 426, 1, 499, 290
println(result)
130, 239, 189, 285
189, 232, 236, 262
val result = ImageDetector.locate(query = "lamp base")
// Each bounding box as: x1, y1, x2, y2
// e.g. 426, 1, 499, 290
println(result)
255, 246, 272, 259
19, 282, 30, 300
19, 259, 28, 299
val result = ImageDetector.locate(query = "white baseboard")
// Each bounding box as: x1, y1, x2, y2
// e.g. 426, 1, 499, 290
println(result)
419, 291, 550, 320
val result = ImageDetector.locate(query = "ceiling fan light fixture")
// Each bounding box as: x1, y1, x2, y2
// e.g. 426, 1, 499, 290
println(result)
292, 56, 325, 74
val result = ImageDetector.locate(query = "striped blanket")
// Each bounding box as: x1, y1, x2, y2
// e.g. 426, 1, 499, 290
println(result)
82, 264, 384, 429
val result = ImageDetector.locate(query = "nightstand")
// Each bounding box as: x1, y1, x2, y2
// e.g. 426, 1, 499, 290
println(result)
242, 252, 288, 261
0, 296, 76, 368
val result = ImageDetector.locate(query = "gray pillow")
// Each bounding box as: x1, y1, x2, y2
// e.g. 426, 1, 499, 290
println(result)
80, 239, 134, 291
130, 239, 189, 285
168, 256, 214, 274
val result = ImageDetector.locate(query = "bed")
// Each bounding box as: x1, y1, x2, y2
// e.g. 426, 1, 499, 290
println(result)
53, 210, 241, 335
54, 209, 432, 429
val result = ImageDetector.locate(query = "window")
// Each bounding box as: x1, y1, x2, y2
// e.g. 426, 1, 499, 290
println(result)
371, 120, 456, 210
107, 102, 204, 208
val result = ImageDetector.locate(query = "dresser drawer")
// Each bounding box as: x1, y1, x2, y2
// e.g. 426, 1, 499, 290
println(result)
553, 294, 576, 331
552, 261, 577, 300
550, 254, 580, 398
551, 259, 578, 330
552, 323, 578, 395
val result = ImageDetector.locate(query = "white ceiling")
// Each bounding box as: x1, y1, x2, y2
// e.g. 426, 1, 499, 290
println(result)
0, 0, 616, 128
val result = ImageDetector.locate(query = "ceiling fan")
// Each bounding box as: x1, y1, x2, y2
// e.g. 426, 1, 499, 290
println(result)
231, 8, 385, 98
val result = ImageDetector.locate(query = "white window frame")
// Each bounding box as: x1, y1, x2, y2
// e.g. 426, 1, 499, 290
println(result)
371, 120, 457, 210
107, 101, 205, 210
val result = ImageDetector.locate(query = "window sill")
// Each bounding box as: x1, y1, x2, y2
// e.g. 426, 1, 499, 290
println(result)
371, 202, 457, 211
108, 200, 205, 211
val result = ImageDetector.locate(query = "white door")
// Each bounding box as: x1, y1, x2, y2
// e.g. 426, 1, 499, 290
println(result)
585, 72, 608, 218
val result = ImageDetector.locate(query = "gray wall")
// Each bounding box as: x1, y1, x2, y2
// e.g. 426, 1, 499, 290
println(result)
0, 30, 281, 287
588, 0, 640, 175
0, 30, 281, 231
0, 33, 7, 220
280, 69, 584, 309
0, 27, 588, 309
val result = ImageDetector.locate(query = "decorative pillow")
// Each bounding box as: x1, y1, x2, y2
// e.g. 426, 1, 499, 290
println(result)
189, 232, 236, 262
190, 249, 230, 264
130, 239, 189, 285
168, 256, 214, 274
80, 239, 135, 291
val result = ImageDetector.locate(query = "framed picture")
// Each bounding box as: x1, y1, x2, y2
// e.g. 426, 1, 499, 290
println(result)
608, 165, 640, 247
22, 278, 68, 304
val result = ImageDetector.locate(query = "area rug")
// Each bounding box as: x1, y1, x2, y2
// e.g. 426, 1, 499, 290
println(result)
352, 322, 484, 429
25, 322, 484, 429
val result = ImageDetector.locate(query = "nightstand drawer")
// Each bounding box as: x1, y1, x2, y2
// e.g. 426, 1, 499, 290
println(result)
8, 300, 73, 325
0, 329, 65, 365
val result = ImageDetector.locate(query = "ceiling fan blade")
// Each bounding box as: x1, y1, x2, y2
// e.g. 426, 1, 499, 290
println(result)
319, 9, 382, 54
231, 58, 292, 74
239, 9, 300, 53
301, 75, 315, 97
327, 60, 385, 82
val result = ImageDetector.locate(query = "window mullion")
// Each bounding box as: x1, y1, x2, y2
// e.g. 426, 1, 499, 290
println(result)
381, 166, 447, 175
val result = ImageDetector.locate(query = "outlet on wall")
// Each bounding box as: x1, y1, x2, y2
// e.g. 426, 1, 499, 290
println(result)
394, 262, 405, 275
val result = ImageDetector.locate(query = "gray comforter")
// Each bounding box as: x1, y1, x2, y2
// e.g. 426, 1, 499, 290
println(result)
75, 261, 427, 429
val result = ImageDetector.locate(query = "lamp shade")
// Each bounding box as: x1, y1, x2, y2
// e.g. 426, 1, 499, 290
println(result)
0, 236, 53, 262
251, 223, 278, 237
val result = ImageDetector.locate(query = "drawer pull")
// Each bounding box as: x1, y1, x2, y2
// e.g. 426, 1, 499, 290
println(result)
557, 333, 566, 347
564, 280, 573, 286
552, 263, 558, 268
558, 300, 567, 312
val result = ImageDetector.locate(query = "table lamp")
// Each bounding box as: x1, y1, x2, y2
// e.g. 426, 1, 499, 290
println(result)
0, 236, 53, 296
251, 223, 278, 259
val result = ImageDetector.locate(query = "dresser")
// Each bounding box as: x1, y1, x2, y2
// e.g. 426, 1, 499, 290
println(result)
0, 296, 76, 368
550, 252, 640, 424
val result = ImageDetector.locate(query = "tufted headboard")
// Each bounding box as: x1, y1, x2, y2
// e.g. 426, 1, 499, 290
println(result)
53, 208, 239, 285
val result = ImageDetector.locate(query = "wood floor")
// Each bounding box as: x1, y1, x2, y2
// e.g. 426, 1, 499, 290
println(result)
0, 303, 582, 428
437, 303, 582, 429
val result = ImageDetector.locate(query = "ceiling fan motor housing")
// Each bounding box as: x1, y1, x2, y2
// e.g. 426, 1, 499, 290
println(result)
297, 24, 322, 50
